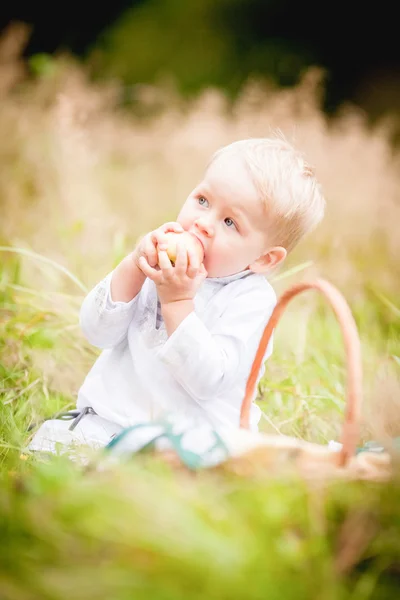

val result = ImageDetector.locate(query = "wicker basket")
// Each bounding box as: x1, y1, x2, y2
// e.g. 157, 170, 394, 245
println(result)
240, 278, 362, 466
216, 278, 391, 481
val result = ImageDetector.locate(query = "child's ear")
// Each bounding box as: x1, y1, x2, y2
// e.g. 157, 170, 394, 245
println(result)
249, 246, 287, 274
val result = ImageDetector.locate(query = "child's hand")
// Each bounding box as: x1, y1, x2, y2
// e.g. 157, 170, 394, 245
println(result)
132, 222, 184, 269
138, 238, 207, 305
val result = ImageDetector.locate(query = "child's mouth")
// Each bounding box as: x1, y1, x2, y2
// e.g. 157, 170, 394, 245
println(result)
189, 232, 206, 259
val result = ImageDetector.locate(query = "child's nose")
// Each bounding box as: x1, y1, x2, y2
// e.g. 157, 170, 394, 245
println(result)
195, 218, 215, 237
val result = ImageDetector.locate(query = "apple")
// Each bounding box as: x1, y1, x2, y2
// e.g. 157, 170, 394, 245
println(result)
162, 231, 204, 265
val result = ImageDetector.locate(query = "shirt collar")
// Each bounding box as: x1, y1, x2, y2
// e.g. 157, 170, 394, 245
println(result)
206, 269, 253, 285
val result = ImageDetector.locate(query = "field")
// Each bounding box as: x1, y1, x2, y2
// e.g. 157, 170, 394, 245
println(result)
1, 28, 400, 599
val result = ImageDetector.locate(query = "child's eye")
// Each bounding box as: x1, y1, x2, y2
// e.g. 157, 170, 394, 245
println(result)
198, 196, 209, 207
224, 217, 237, 229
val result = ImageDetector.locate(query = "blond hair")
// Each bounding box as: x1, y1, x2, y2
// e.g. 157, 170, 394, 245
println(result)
209, 134, 325, 252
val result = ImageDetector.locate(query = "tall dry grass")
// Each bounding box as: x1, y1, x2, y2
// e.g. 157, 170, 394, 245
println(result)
1, 25, 399, 289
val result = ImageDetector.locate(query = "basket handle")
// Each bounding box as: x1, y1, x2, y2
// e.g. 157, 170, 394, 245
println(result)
240, 278, 363, 467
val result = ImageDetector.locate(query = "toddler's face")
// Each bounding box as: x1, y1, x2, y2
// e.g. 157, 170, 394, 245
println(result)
177, 153, 270, 278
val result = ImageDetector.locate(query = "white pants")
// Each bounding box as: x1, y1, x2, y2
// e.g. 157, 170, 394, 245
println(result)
27, 412, 123, 455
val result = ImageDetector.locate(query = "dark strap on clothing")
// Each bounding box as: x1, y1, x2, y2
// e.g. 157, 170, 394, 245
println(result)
68, 407, 97, 431
27, 407, 97, 432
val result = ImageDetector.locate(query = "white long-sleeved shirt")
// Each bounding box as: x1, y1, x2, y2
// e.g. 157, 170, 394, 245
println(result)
77, 269, 277, 431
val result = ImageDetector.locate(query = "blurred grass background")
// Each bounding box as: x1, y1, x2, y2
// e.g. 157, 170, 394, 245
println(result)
1, 13, 400, 599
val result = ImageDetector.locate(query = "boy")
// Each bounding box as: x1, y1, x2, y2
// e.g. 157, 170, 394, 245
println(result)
29, 134, 325, 453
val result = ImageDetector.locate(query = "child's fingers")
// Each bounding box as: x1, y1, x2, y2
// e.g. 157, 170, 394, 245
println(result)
157, 250, 174, 277
153, 222, 184, 251
174, 240, 188, 273
151, 231, 170, 251
144, 238, 158, 267
161, 222, 184, 233
150, 231, 166, 250
138, 256, 161, 281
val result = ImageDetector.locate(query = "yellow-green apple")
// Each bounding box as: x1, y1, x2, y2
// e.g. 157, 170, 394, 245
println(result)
162, 231, 204, 265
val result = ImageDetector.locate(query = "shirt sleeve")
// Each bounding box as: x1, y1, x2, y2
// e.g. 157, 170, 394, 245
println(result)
79, 272, 139, 349
156, 281, 276, 401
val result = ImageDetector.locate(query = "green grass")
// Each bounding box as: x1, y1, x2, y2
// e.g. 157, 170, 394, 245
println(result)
2, 457, 400, 600
1, 250, 400, 599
